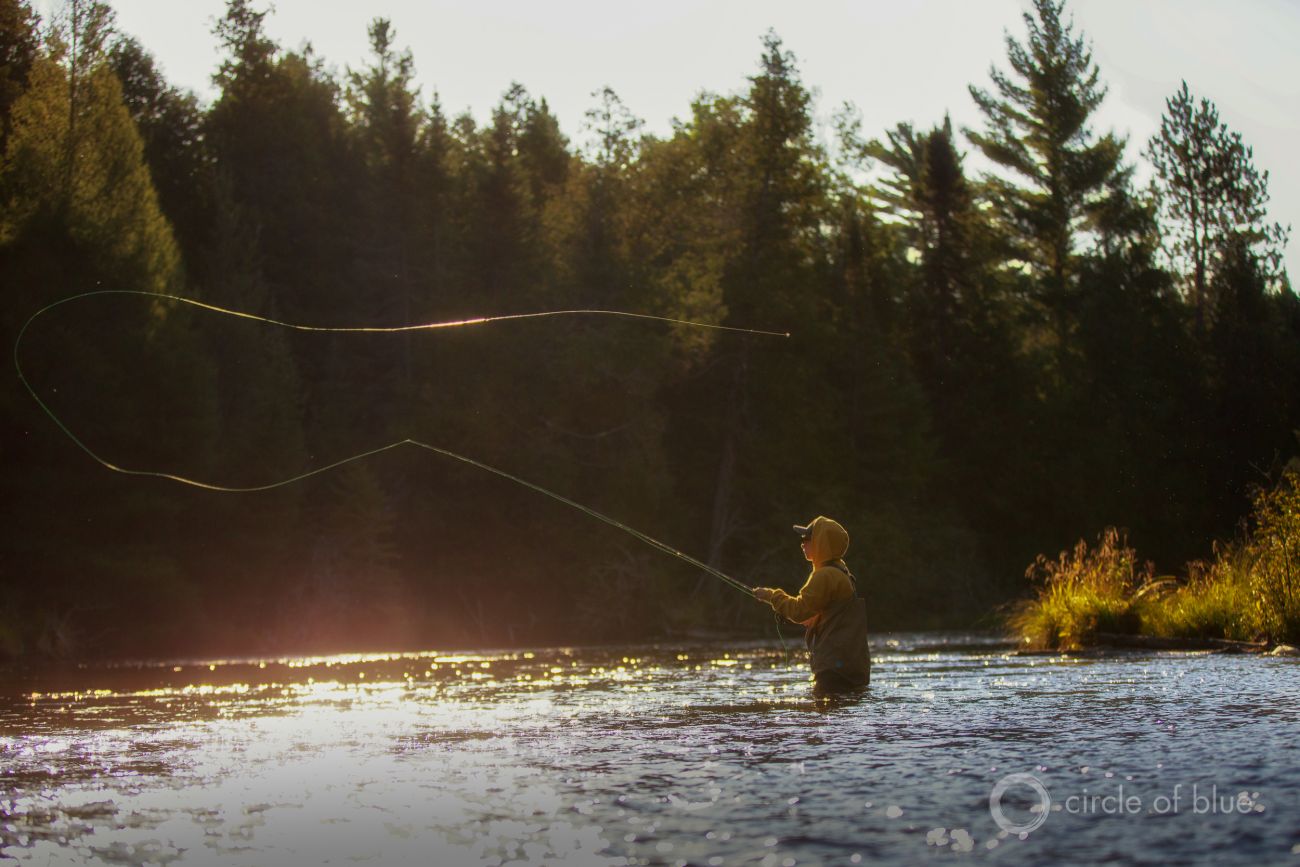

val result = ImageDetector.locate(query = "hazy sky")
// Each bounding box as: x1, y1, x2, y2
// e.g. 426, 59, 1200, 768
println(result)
34, 0, 1300, 279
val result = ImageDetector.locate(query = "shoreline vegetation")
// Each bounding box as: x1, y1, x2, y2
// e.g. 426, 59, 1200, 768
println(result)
3, 0, 1298, 662
1007, 470, 1300, 654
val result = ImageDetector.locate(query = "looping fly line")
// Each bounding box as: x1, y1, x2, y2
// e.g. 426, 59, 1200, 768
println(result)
15, 289, 787, 597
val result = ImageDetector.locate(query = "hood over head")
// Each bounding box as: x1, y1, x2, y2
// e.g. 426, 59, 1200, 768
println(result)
794, 515, 849, 566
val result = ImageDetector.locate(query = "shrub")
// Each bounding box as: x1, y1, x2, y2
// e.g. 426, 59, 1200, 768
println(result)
1008, 471, 1300, 648
1244, 471, 1300, 643
1009, 527, 1147, 650
1141, 552, 1258, 641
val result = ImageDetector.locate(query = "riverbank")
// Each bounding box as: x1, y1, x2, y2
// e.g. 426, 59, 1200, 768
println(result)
1007, 470, 1300, 652
1013, 633, 1300, 657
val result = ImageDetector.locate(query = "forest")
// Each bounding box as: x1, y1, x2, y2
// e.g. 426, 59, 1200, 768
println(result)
1, 0, 1295, 659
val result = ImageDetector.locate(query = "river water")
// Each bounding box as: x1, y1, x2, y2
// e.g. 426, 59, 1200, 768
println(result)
1, 633, 1297, 866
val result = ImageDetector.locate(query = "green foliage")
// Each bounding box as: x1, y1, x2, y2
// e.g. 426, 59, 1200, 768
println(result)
0, 9, 217, 658
1147, 81, 1290, 329
1142, 556, 1256, 642
0, 0, 40, 152
1136, 476, 1300, 644
1011, 472, 1300, 647
108, 35, 211, 263
1009, 528, 1146, 650
206, 6, 359, 325
1244, 472, 1300, 643
966, 0, 1128, 361
3, 0, 1299, 658
582, 86, 642, 171
3, 55, 179, 289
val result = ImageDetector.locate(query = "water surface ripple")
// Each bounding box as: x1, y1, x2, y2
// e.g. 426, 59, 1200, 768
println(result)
1, 633, 1297, 865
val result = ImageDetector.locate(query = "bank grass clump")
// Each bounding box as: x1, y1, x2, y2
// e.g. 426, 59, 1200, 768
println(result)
1140, 551, 1257, 641
1241, 470, 1300, 642
1009, 470, 1300, 649
1008, 527, 1147, 650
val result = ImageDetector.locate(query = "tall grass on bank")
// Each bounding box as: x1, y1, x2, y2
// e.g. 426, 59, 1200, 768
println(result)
1139, 550, 1257, 643
1009, 528, 1148, 650
1246, 470, 1300, 640
1009, 471, 1300, 650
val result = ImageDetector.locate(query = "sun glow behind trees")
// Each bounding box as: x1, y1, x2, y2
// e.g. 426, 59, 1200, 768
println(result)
0, 0, 1296, 659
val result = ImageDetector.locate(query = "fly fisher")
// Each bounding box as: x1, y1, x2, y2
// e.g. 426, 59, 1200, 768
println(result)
752, 516, 871, 693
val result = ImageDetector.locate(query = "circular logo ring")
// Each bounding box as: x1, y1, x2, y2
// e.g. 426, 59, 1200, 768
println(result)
989, 772, 1051, 836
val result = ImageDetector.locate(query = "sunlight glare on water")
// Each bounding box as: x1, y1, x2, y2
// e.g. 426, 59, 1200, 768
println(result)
1, 634, 1297, 865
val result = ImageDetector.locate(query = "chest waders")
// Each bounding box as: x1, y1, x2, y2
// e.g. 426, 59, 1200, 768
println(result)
806, 562, 871, 690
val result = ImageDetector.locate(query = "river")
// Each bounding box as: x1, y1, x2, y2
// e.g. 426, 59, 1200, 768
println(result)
1, 633, 1296, 865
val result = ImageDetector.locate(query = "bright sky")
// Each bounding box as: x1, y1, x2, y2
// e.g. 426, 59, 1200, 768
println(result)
34, 0, 1300, 280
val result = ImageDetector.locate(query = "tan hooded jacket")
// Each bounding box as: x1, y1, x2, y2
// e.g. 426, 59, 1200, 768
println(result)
765, 516, 854, 628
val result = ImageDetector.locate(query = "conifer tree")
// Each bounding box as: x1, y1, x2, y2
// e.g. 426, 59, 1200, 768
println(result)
1147, 81, 1290, 333
476, 89, 527, 302
108, 36, 211, 265
966, 0, 1126, 358
346, 18, 423, 406
0, 0, 38, 153
414, 94, 456, 303
517, 94, 569, 211
5, 50, 178, 294
206, 0, 359, 325
693, 33, 827, 574
567, 87, 642, 307
0, 4, 218, 654
867, 118, 977, 375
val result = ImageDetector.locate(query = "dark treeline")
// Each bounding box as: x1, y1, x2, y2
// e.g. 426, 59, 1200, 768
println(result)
1, 0, 1296, 658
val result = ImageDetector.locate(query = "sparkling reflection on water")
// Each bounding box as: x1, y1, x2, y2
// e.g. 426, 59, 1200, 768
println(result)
1, 633, 1297, 866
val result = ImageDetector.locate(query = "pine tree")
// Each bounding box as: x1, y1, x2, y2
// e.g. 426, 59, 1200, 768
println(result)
689, 32, 828, 576
108, 36, 211, 265
966, 0, 1126, 360
553, 86, 643, 309
0, 5, 218, 655
866, 117, 978, 382
517, 94, 570, 212
1147, 80, 1291, 334
413, 94, 456, 305
4, 50, 178, 294
0, 0, 39, 154
735, 31, 824, 325
583, 86, 642, 172
346, 17, 423, 408
206, 0, 359, 326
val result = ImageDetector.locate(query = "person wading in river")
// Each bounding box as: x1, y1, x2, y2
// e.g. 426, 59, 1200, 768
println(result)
752, 516, 871, 692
